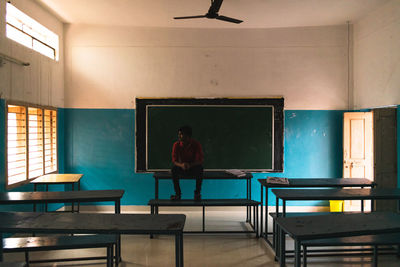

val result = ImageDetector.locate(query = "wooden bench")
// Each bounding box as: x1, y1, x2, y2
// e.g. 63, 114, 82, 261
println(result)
0, 190, 124, 264
3, 234, 117, 266
153, 171, 254, 223
269, 212, 400, 265
0, 212, 185, 267
302, 233, 400, 267
0, 262, 26, 267
149, 198, 260, 235
275, 212, 400, 267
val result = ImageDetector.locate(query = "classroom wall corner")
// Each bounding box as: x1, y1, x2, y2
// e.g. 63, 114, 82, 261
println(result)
0, 99, 6, 191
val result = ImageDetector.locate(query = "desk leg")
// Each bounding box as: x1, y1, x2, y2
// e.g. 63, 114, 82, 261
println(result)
256, 203, 259, 238
249, 178, 252, 223
45, 184, 49, 212
33, 184, 37, 212
373, 245, 378, 267
107, 245, 112, 267
71, 183, 75, 212
78, 180, 81, 213
274, 196, 279, 252
279, 227, 285, 267
202, 206, 205, 232
245, 179, 248, 222
0, 233, 3, 261
294, 240, 301, 267
265, 186, 269, 240
260, 185, 263, 237
303, 245, 307, 267
115, 199, 121, 263
176, 232, 184, 267
150, 205, 154, 239
283, 200, 286, 217
155, 178, 159, 214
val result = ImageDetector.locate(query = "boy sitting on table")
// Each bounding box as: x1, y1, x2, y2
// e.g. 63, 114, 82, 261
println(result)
170, 125, 204, 201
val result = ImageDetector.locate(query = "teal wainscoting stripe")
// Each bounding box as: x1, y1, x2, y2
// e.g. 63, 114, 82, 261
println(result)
63, 108, 345, 206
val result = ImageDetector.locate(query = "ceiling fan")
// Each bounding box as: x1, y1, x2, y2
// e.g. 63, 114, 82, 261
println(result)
174, 0, 243, 24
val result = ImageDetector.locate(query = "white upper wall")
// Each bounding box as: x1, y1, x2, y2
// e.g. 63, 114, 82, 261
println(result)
64, 24, 349, 110
0, 0, 64, 107
353, 0, 400, 109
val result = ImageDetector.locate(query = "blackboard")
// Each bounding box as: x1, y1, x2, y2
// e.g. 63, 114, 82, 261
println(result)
136, 98, 284, 172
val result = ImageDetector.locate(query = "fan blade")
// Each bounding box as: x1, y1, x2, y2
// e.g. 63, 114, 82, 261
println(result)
174, 15, 206, 20
209, 0, 224, 14
216, 15, 243, 24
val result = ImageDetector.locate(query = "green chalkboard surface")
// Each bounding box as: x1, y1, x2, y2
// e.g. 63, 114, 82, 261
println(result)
147, 106, 273, 170
135, 98, 284, 172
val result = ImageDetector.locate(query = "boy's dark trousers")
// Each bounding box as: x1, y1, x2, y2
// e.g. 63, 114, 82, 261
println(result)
171, 165, 203, 197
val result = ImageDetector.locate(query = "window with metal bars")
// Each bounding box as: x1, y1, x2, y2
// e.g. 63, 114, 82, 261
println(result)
5, 2, 59, 60
6, 102, 57, 188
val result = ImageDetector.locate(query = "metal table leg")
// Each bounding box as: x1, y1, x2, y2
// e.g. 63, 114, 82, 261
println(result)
176, 232, 184, 267
294, 240, 301, 267
279, 227, 285, 267
202, 206, 205, 232
45, 184, 49, 212
155, 178, 159, 214
260, 184, 263, 238
115, 200, 121, 263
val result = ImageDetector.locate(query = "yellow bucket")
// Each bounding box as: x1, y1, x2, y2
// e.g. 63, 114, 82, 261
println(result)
329, 200, 344, 212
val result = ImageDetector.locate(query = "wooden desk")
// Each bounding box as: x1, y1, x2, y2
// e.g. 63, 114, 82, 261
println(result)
272, 188, 400, 260
258, 178, 376, 244
0, 262, 26, 267
0, 212, 185, 267
0, 190, 123, 213
0, 190, 124, 263
275, 212, 400, 267
31, 174, 83, 212
154, 171, 254, 221
272, 188, 400, 216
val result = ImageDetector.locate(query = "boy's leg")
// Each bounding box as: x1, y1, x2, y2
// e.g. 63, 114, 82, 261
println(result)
171, 165, 182, 199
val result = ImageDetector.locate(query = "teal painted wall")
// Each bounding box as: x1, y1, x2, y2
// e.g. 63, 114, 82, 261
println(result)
0, 104, 396, 207
63, 108, 345, 206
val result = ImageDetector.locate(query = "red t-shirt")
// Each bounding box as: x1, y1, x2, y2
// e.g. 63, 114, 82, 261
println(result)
172, 138, 204, 164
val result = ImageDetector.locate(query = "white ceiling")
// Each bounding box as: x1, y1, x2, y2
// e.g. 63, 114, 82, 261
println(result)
35, 0, 389, 29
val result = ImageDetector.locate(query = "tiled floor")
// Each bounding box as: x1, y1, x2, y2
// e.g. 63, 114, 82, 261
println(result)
3, 208, 400, 266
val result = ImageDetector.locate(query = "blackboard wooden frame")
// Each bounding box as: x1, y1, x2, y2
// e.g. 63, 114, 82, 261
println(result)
135, 98, 284, 172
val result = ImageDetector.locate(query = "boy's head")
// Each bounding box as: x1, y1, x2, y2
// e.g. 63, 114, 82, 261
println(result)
178, 125, 192, 142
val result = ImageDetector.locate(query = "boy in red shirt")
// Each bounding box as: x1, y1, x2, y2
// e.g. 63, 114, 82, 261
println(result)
171, 126, 204, 200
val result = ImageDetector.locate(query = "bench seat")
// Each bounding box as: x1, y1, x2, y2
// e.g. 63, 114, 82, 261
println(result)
0, 263, 26, 267
3, 234, 118, 266
149, 198, 260, 206
269, 212, 362, 218
302, 233, 400, 267
149, 199, 260, 235
269, 212, 400, 267
303, 233, 400, 247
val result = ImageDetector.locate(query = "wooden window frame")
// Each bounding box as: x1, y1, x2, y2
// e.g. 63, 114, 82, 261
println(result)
6, 101, 58, 189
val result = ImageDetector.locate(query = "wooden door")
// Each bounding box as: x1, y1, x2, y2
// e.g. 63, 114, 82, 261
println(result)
343, 112, 374, 211
374, 108, 398, 212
